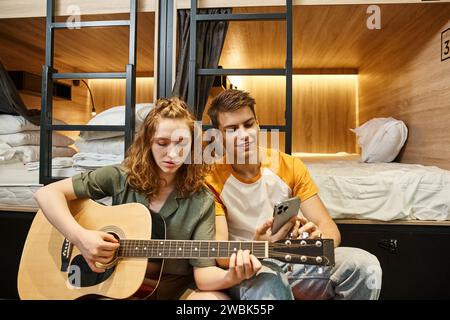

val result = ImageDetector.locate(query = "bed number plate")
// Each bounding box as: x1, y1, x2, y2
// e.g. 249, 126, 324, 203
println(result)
442, 28, 450, 61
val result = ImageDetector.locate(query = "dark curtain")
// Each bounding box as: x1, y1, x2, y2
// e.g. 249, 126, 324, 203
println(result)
0, 61, 40, 125
172, 8, 230, 120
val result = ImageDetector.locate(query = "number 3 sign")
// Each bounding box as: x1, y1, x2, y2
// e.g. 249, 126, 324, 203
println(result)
442, 28, 450, 62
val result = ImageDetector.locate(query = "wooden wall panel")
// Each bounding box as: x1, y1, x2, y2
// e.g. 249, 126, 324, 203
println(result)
219, 5, 406, 70
359, 6, 450, 169
19, 81, 90, 140
19, 78, 155, 121
203, 75, 357, 153
88, 78, 154, 113
294, 75, 357, 153
19, 78, 154, 140
0, 12, 155, 75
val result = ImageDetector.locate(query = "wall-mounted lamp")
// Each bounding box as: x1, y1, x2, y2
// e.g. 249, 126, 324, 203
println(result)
73, 79, 96, 116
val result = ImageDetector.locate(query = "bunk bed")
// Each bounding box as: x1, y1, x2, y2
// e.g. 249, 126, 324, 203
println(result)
195, 0, 450, 300
295, 152, 450, 221
0, 0, 157, 299
1, 0, 450, 300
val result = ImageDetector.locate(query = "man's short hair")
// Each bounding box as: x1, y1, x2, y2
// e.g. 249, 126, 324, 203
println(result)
208, 89, 256, 128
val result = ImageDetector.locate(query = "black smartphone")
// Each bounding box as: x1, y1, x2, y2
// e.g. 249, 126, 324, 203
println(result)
271, 196, 301, 234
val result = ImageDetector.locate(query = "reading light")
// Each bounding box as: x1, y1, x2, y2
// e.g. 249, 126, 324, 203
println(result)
82, 80, 96, 117
73, 79, 96, 117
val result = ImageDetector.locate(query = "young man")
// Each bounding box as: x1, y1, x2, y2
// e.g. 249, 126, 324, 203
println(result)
205, 89, 382, 300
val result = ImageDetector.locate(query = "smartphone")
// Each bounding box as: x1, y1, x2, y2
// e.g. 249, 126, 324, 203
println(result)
271, 196, 301, 234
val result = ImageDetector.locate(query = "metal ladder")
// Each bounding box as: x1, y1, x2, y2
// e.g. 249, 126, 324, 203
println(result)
188, 0, 293, 154
40, 0, 137, 184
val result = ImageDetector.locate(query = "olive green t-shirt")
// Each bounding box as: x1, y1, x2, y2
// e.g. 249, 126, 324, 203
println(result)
71, 165, 217, 276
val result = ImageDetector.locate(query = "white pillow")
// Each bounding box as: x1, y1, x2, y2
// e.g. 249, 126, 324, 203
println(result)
74, 136, 124, 155
79, 103, 153, 141
351, 117, 408, 163
13, 145, 77, 164
0, 114, 40, 134
0, 131, 74, 147
0, 115, 67, 134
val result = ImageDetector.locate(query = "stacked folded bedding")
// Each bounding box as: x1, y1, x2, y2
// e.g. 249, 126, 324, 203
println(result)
0, 114, 76, 164
73, 103, 153, 169
72, 153, 124, 170
26, 157, 74, 171
0, 156, 79, 211
0, 104, 152, 210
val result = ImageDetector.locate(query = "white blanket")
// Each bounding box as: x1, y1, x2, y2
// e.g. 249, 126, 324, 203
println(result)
303, 160, 450, 221
74, 136, 124, 155
0, 142, 15, 161
26, 157, 74, 171
72, 152, 123, 170
13, 145, 76, 164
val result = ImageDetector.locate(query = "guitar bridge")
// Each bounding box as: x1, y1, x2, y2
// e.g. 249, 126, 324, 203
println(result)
60, 238, 73, 272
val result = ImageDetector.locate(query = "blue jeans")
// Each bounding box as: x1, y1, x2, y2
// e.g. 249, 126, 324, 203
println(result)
229, 247, 382, 300
228, 259, 294, 300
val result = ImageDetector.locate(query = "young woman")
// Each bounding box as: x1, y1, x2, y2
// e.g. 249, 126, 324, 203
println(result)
33, 97, 262, 300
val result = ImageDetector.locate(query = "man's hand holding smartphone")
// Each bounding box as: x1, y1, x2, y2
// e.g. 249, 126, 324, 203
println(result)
252, 215, 298, 242
253, 196, 324, 242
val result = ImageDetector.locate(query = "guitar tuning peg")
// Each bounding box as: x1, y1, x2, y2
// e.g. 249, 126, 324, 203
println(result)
287, 264, 293, 273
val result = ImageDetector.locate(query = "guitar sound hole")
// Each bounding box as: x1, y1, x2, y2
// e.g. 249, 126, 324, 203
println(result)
67, 255, 115, 288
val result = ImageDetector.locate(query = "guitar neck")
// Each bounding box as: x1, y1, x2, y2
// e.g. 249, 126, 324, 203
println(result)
117, 239, 268, 259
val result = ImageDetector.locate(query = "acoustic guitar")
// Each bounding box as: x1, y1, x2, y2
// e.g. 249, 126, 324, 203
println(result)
18, 199, 334, 300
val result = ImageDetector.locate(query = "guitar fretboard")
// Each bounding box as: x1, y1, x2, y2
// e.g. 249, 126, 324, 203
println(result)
117, 239, 267, 259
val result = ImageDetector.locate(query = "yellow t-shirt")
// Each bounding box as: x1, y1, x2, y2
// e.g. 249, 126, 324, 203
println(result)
206, 148, 318, 241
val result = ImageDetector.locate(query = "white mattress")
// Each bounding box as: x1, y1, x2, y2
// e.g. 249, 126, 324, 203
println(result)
296, 153, 450, 221
0, 158, 79, 211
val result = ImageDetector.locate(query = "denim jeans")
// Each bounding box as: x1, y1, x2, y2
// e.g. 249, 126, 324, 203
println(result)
228, 259, 294, 300
229, 247, 382, 300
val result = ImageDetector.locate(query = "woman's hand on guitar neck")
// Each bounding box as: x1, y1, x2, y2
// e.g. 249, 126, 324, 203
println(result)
72, 229, 120, 273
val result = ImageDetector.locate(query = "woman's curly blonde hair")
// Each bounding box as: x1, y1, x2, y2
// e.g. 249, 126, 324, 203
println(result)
122, 97, 209, 201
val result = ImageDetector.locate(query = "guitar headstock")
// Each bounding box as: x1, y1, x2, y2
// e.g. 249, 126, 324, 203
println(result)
268, 238, 335, 266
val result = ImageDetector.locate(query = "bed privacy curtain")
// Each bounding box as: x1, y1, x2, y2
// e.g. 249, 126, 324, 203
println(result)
172, 8, 230, 120
0, 61, 40, 125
